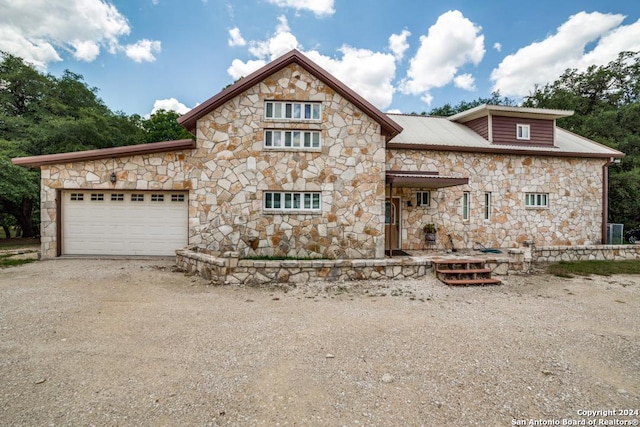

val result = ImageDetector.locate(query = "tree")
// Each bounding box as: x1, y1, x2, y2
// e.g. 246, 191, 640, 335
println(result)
142, 109, 193, 142
427, 92, 516, 116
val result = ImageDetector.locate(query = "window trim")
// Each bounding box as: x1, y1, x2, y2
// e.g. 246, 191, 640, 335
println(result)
416, 191, 430, 207
462, 192, 470, 221
264, 191, 321, 212
265, 101, 321, 121
516, 124, 531, 140
484, 192, 491, 221
264, 129, 321, 149
525, 193, 549, 208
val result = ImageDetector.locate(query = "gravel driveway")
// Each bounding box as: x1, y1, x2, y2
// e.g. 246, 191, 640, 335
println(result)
1, 259, 639, 426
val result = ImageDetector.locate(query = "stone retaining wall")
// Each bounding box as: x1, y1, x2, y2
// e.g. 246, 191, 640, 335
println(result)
533, 245, 640, 262
176, 247, 430, 286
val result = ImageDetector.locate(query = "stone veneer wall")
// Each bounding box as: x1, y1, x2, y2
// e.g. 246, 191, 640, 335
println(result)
187, 63, 386, 259
386, 149, 606, 250
39, 150, 194, 258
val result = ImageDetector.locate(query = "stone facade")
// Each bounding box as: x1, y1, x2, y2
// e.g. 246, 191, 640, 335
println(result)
387, 149, 606, 250
186, 63, 386, 259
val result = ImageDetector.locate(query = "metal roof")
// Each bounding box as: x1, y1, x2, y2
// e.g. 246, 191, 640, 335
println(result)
386, 114, 624, 159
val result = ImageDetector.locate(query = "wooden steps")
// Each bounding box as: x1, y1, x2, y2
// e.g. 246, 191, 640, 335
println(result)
431, 259, 501, 286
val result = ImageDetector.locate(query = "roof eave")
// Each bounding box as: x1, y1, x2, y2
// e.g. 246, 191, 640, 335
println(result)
11, 139, 196, 168
177, 49, 403, 139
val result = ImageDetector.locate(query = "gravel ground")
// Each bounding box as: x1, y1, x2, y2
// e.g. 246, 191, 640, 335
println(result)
1, 258, 639, 427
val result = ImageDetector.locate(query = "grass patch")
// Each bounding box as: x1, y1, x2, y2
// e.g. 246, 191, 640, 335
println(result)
547, 260, 640, 278
242, 255, 327, 261
0, 254, 37, 268
0, 238, 40, 250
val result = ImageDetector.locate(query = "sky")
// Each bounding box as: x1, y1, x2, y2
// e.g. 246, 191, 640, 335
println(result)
2, 0, 640, 117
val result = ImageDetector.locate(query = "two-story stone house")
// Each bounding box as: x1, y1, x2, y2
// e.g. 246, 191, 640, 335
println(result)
13, 50, 624, 259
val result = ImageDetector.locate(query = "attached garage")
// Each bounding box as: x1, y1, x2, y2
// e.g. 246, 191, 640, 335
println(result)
62, 190, 188, 256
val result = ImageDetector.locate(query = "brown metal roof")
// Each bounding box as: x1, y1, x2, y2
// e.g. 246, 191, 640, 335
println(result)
177, 49, 403, 139
11, 139, 196, 167
386, 170, 468, 188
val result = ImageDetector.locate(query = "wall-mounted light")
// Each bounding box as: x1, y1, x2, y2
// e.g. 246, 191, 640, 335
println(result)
110, 172, 117, 183
406, 200, 413, 207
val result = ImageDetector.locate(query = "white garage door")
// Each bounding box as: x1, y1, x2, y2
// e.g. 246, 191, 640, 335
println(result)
62, 191, 188, 256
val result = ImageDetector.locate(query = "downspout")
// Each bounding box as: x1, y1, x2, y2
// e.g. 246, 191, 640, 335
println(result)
602, 157, 616, 244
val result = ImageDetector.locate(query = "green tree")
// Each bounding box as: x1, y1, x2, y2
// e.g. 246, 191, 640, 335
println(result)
141, 109, 192, 142
426, 92, 516, 116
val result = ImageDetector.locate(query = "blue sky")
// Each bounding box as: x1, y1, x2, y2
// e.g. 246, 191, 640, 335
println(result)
2, 0, 639, 117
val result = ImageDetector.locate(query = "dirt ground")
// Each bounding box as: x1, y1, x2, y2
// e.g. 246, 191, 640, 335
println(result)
1, 258, 638, 427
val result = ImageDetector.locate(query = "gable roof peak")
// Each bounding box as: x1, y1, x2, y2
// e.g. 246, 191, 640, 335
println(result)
177, 49, 402, 138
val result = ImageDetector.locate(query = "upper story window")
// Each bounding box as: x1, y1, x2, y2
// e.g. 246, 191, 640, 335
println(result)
264, 130, 321, 149
265, 101, 321, 121
516, 124, 530, 140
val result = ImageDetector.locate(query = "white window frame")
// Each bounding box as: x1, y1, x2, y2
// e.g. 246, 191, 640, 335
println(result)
264, 130, 321, 149
525, 193, 549, 208
462, 192, 470, 221
484, 192, 491, 221
264, 192, 321, 212
265, 101, 321, 121
416, 191, 430, 207
516, 124, 530, 140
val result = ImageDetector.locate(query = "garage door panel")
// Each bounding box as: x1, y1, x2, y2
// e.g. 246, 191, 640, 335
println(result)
62, 191, 188, 256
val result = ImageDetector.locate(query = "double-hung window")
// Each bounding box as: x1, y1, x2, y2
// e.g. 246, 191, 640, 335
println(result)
264, 192, 321, 212
525, 193, 548, 208
265, 101, 321, 120
516, 124, 530, 140
264, 130, 321, 149
416, 191, 430, 207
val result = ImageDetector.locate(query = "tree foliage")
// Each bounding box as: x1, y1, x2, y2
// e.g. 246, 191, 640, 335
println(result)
426, 92, 517, 116
0, 52, 192, 237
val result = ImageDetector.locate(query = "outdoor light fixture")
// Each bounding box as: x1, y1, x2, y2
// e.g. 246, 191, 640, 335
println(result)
407, 200, 413, 207
110, 172, 117, 183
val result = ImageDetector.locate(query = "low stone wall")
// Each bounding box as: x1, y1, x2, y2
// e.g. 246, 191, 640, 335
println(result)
534, 245, 640, 262
176, 247, 431, 285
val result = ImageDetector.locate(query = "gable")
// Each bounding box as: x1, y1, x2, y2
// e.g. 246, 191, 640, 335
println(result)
177, 50, 402, 139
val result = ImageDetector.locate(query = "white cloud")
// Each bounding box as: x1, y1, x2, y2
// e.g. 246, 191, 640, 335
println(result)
266, 0, 335, 17
305, 46, 397, 109
0, 0, 160, 68
228, 27, 246, 47
386, 108, 402, 114
125, 39, 161, 62
453, 73, 476, 91
151, 98, 191, 115
389, 30, 411, 60
248, 16, 299, 60
399, 10, 485, 103
491, 12, 640, 97
227, 58, 267, 80
493, 42, 502, 52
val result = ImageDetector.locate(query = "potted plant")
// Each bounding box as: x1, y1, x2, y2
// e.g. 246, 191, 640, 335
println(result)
423, 223, 437, 242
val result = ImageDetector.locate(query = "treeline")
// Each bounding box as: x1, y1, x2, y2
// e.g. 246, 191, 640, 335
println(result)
0, 51, 192, 236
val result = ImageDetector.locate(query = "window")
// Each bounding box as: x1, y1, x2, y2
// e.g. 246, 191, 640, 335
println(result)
151, 194, 164, 202
264, 192, 321, 211
525, 193, 548, 208
90, 193, 104, 201
462, 192, 470, 221
171, 194, 185, 203
385, 201, 396, 225
131, 194, 144, 202
70, 193, 84, 201
484, 192, 491, 221
416, 191, 430, 207
264, 130, 321, 149
516, 124, 530, 140
265, 101, 321, 120
111, 193, 124, 201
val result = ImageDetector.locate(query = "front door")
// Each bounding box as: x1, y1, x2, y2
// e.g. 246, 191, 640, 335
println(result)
385, 197, 400, 251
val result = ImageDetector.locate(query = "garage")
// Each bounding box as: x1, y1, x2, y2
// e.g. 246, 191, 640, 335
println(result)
62, 190, 188, 256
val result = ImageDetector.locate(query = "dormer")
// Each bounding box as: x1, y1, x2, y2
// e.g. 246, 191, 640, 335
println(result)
448, 104, 573, 147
